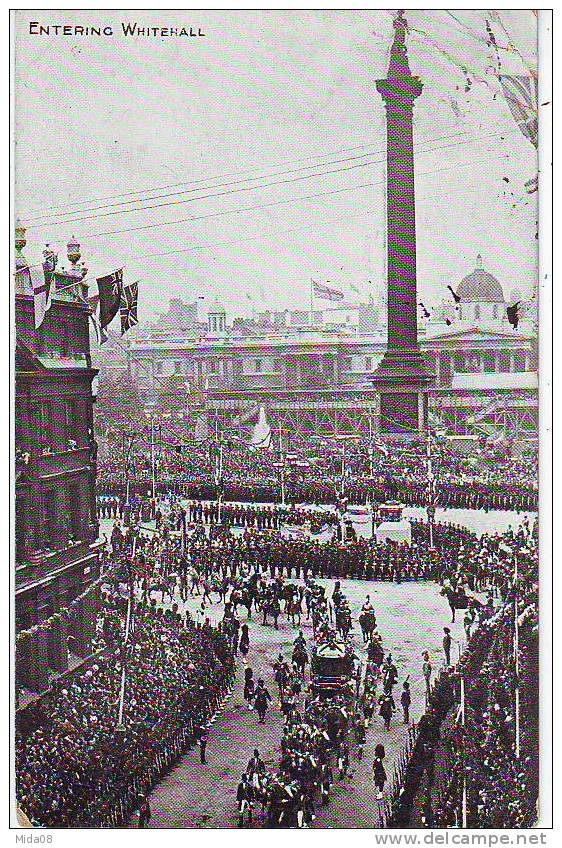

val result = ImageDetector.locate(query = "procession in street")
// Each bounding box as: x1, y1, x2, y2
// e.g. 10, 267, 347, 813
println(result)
13, 8, 543, 833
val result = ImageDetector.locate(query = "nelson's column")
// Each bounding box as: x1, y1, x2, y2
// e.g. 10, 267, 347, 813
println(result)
372, 11, 435, 432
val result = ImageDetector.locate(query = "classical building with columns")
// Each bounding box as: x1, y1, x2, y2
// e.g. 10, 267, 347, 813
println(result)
14, 227, 101, 695
126, 255, 537, 441
123, 12, 536, 441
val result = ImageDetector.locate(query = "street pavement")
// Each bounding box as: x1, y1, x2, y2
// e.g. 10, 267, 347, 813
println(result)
126, 577, 466, 829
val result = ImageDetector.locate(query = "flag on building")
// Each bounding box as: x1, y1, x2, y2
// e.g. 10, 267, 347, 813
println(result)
29, 263, 53, 329
525, 174, 538, 194
120, 280, 139, 335
312, 279, 345, 302
97, 268, 123, 332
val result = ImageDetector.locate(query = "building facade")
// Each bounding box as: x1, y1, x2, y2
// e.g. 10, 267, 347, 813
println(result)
125, 257, 537, 441
14, 227, 100, 695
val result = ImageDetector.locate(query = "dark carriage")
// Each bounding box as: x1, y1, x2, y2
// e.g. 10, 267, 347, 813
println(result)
310, 641, 354, 699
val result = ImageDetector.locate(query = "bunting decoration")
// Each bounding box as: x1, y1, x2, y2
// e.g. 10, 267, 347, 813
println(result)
248, 406, 272, 450
499, 73, 538, 148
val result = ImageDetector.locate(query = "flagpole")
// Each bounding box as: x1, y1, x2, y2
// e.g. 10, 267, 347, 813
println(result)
151, 413, 156, 502
460, 675, 467, 828
310, 279, 314, 327
117, 592, 133, 728
279, 429, 286, 507
427, 431, 434, 549
368, 413, 374, 478
514, 554, 520, 759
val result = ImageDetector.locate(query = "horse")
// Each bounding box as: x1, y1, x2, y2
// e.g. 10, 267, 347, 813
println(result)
262, 597, 281, 628
291, 644, 309, 677
286, 591, 302, 627
240, 587, 254, 620
440, 585, 471, 623
359, 609, 377, 643
335, 606, 352, 640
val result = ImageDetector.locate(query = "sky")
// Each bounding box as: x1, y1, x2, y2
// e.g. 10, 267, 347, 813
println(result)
14, 9, 538, 322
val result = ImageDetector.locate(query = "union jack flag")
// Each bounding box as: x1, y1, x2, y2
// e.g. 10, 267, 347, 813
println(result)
120, 280, 139, 335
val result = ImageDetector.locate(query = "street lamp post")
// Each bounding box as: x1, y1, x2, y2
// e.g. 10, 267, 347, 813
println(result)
368, 412, 374, 478
338, 444, 347, 543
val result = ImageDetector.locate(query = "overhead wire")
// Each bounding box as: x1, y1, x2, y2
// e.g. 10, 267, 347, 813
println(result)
24, 127, 518, 233
19, 126, 498, 219
24, 126, 516, 229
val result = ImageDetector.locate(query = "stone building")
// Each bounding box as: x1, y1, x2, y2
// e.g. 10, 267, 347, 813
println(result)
126, 267, 537, 441
14, 226, 100, 695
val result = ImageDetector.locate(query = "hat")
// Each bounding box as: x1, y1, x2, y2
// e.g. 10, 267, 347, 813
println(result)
444, 627, 451, 633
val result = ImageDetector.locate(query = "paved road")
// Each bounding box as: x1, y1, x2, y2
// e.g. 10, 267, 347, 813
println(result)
128, 578, 466, 829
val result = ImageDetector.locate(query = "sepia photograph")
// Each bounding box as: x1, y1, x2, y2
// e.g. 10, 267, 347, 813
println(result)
10, 7, 551, 833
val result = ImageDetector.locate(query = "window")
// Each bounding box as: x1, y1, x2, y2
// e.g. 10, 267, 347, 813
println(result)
65, 399, 77, 444
15, 494, 26, 560
208, 360, 217, 374
273, 359, 283, 372
458, 307, 462, 320
493, 303, 499, 319
43, 490, 58, 548
343, 357, 352, 371
174, 361, 183, 374
255, 359, 262, 373
365, 357, 372, 370
67, 484, 82, 539
474, 304, 481, 320
155, 362, 163, 375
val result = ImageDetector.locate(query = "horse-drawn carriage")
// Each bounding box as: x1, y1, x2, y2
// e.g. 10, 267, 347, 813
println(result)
310, 640, 354, 699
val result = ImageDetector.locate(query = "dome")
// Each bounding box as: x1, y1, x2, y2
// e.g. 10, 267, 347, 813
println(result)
456, 255, 504, 303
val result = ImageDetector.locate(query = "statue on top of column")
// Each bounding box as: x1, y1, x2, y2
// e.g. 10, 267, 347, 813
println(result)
388, 10, 412, 78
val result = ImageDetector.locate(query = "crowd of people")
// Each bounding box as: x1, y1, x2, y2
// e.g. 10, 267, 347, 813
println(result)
16, 589, 235, 827
96, 435, 538, 513
102, 499, 535, 599
17, 447, 539, 829
386, 521, 539, 829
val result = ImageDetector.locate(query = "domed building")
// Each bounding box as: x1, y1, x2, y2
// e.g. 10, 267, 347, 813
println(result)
457, 254, 506, 322
455, 254, 505, 323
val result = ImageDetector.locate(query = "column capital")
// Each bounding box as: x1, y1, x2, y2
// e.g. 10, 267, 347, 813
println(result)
376, 77, 423, 104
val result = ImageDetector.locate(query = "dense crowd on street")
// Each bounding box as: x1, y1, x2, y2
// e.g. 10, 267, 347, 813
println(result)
432, 527, 538, 828
16, 465, 539, 828
99, 495, 534, 596
387, 521, 539, 829
96, 436, 538, 512
15, 591, 235, 827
